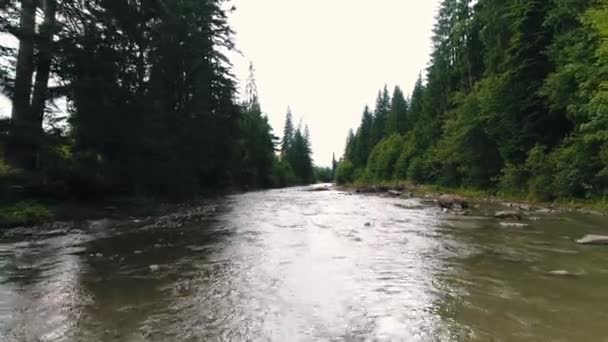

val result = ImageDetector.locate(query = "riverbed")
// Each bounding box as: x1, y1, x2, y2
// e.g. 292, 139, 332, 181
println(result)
1, 186, 607, 341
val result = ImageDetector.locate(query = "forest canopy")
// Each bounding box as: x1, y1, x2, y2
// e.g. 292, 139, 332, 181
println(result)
0, 0, 316, 201
339, 0, 608, 201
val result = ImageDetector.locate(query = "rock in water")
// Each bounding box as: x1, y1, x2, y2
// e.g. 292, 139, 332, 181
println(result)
547, 270, 577, 277
308, 186, 330, 192
576, 234, 608, 245
499, 222, 528, 229
494, 211, 522, 220
387, 190, 403, 197
438, 195, 468, 210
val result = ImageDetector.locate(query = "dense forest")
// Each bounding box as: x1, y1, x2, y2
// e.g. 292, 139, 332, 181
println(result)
338, 0, 608, 201
0, 0, 315, 218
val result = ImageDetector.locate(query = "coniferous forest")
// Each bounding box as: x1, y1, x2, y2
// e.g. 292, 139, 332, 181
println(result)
338, 0, 608, 201
0, 0, 315, 212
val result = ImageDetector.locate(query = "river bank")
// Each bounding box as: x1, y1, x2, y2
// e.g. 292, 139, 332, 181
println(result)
339, 181, 608, 217
0, 196, 223, 232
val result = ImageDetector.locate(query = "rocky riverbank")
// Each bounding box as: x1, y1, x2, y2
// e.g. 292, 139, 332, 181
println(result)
339, 183, 607, 217
1, 200, 220, 237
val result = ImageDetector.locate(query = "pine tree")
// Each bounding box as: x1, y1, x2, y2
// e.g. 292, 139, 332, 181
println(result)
281, 108, 294, 158
386, 86, 409, 135
371, 86, 391, 146
331, 153, 337, 179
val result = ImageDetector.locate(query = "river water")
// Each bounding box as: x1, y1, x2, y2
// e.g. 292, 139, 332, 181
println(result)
1, 187, 608, 341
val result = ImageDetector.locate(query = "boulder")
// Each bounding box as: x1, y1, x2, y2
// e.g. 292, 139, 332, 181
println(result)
494, 211, 522, 220
576, 234, 608, 245
438, 195, 468, 210
387, 190, 403, 197
308, 186, 331, 192
499, 222, 528, 229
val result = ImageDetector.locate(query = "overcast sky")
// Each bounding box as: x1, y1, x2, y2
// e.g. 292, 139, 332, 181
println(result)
228, 0, 440, 166
1, 1, 441, 166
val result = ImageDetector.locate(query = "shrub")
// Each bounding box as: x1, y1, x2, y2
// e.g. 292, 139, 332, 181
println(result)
335, 160, 356, 185
0, 201, 53, 227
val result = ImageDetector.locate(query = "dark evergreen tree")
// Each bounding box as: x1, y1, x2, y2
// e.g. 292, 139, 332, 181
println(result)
371, 86, 391, 146
281, 108, 294, 158
386, 86, 409, 135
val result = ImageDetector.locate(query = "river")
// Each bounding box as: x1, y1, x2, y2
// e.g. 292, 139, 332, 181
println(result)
1, 186, 607, 341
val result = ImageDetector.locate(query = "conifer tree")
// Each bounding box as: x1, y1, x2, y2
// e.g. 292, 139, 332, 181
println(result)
386, 86, 409, 135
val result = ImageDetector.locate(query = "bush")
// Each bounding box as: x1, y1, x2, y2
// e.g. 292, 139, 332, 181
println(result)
276, 159, 298, 187
499, 162, 530, 195
335, 160, 356, 185
0, 201, 54, 227
314, 167, 333, 183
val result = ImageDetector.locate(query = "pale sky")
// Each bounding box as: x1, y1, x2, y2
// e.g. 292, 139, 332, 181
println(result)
228, 0, 440, 166
1, 1, 441, 167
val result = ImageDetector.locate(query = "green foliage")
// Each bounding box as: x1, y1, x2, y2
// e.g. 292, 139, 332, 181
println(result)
278, 110, 315, 186
275, 159, 298, 188
338, 0, 607, 203
234, 66, 278, 189
0, 201, 53, 227
314, 167, 333, 183
406, 157, 427, 183
335, 160, 356, 185
0, 2, 299, 199
386, 86, 409, 135
365, 134, 404, 181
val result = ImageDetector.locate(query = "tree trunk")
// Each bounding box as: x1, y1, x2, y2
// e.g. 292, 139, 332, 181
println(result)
9, 0, 36, 169
31, 0, 57, 154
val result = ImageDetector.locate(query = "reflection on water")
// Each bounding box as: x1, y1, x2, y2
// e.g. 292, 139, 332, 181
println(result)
1, 187, 608, 341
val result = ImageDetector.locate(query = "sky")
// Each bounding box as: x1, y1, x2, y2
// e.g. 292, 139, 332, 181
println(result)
1, 1, 441, 167
228, 0, 441, 166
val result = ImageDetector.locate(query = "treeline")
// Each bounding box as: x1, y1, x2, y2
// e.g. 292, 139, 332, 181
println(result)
338, 0, 608, 201
0, 0, 315, 203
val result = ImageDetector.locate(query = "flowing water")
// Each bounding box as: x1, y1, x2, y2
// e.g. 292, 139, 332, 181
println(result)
1, 187, 608, 341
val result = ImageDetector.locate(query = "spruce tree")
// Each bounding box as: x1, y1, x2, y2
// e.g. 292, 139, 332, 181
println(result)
386, 86, 409, 135
281, 108, 294, 158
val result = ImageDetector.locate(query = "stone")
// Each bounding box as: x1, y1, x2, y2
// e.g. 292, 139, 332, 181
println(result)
494, 211, 522, 220
438, 195, 468, 210
546, 270, 577, 277
499, 222, 528, 229
576, 234, 608, 245
387, 190, 403, 197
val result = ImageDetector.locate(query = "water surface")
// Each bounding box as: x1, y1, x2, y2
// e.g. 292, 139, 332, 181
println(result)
1, 187, 607, 341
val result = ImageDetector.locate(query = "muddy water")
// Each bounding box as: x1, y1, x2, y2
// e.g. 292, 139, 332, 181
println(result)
1, 187, 608, 341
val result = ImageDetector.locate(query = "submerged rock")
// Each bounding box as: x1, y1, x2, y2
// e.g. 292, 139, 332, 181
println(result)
499, 222, 529, 229
494, 211, 522, 220
546, 270, 578, 277
576, 234, 608, 245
